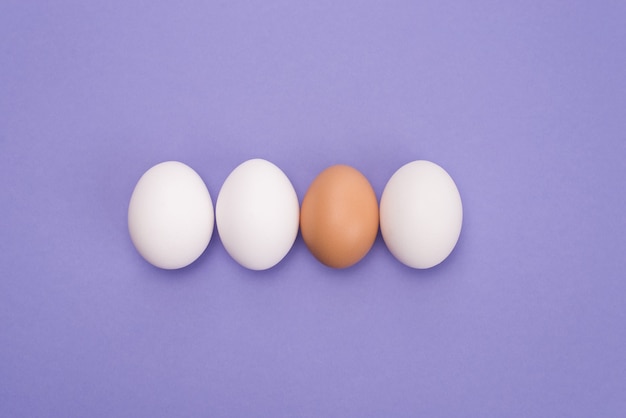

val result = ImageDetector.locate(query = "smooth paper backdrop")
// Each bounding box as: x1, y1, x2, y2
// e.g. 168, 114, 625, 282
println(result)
1, 1, 625, 416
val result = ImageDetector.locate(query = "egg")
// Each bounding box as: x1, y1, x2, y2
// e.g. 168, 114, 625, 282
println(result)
128, 161, 214, 269
380, 160, 462, 269
216, 159, 299, 270
300, 165, 379, 268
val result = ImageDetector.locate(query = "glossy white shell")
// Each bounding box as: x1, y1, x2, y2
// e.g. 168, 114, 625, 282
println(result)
216, 159, 299, 270
128, 161, 214, 269
380, 160, 463, 269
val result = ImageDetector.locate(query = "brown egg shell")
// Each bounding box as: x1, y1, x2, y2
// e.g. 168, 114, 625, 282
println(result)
300, 164, 379, 268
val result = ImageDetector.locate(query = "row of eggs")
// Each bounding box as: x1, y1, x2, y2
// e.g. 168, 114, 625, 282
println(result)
128, 159, 463, 271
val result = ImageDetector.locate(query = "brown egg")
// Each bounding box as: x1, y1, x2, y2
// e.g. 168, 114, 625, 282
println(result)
300, 165, 379, 268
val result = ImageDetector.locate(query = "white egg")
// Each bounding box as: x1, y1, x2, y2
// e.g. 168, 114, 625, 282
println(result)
380, 160, 463, 269
216, 159, 299, 270
128, 161, 214, 269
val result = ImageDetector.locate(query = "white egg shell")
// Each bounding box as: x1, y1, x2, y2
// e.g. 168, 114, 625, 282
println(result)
216, 159, 299, 270
380, 160, 463, 269
128, 161, 214, 269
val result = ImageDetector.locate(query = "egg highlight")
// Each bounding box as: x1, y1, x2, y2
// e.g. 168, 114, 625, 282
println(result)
380, 160, 462, 269
128, 161, 214, 269
300, 165, 379, 268
216, 159, 300, 270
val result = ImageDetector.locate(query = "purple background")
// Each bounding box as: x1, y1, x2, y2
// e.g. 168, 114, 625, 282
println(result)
1, 1, 625, 416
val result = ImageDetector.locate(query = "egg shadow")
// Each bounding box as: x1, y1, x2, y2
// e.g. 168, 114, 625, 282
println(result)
384, 216, 468, 284
220, 229, 305, 282
134, 222, 222, 284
